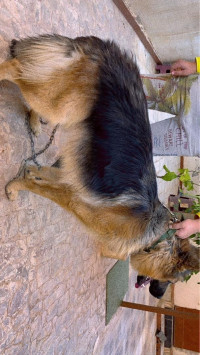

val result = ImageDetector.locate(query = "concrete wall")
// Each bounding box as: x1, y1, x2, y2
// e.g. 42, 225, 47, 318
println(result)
124, 0, 200, 62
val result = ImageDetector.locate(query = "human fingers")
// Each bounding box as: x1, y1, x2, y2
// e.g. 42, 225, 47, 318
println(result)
175, 229, 189, 239
171, 60, 196, 76
171, 221, 184, 230
171, 69, 188, 76
171, 222, 189, 238
171, 60, 185, 71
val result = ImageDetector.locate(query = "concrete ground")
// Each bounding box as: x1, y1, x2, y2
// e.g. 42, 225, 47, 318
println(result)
0, 1, 179, 354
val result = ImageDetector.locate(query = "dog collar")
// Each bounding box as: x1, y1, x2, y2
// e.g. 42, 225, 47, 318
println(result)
144, 228, 176, 253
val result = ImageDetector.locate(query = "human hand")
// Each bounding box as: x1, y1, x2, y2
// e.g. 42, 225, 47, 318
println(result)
172, 219, 200, 239
171, 59, 197, 76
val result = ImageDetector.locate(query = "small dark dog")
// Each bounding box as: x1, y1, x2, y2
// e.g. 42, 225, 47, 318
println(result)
1, 35, 199, 297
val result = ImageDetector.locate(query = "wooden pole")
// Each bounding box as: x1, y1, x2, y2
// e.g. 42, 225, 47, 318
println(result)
112, 0, 162, 64
180, 156, 184, 189
121, 301, 199, 320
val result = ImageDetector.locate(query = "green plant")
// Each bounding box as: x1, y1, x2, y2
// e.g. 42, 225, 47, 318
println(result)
158, 165, 200, 283
158, 165, 200, 217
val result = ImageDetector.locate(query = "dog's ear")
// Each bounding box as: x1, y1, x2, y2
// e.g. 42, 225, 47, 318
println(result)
176, 239, 199, 270
182, 243, 199, 271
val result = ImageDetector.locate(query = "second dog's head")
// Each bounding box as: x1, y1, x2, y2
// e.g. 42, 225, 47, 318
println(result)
131, 237, 199, 294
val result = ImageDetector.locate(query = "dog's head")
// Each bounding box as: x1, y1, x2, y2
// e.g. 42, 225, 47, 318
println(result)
131, 237, 199, 296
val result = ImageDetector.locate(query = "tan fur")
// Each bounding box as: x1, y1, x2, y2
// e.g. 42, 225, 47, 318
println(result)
1, 36, 199, 284
6, 165, 199, 281
14, 40, 83, 82
0, 55, 98, 128
131, 238, 200, 281
6, 166, 147, 259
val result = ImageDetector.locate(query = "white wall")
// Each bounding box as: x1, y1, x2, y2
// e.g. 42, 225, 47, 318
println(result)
174, 273, 200, 310
124, 0, 200, 62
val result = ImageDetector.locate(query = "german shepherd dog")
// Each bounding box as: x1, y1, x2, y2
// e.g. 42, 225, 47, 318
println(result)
1, 35, 199, 298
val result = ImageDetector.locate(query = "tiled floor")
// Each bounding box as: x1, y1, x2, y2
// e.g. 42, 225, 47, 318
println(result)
0, 1, 179, 354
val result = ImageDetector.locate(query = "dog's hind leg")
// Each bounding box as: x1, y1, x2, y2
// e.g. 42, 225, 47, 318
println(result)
0, 59, 42, 135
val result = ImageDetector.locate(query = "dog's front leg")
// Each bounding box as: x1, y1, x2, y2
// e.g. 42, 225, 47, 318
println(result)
24, 165, 62, 182
100, 245, 128, 260
29, 110, 42, 136
5, 167, 73, 207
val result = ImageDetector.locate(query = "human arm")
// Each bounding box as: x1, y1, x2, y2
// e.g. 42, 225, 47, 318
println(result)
172, 219, 200, 239
171, 58, 200, 76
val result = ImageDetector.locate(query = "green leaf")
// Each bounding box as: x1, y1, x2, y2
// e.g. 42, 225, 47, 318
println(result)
184, 270, 200, 282
185, 275, 192, 282
183, 180, 194, 191
178, 168, 186, 174
190, 233, 200, 245
179, 170, 191, 182
185, 207, 192, 213
189, 234, 196, 239
160, 172, 178, 181
163, 165, 170, 173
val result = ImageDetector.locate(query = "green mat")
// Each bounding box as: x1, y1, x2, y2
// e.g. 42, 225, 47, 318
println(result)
106, 258, 129, 325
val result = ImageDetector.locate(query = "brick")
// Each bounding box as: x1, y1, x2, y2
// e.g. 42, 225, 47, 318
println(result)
30, 315, 43, 341
12, 307, 29, 330
8, 284, 28, 316
36, 262, 51, 288
29, 290, 41, 309
18, 208, 41, 235
57, 292, 70, 317
16, 266, 28, 280
5, 213, 19, 239
30, 300, 43, 320
39, 279, 56, 300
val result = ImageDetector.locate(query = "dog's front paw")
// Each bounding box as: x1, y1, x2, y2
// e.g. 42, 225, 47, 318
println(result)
29, 111, 42, 137
25, 166, 42, 180
30, 120, 42, 137
5, 180, 19, 201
